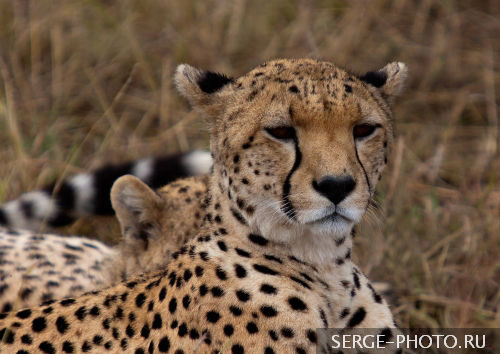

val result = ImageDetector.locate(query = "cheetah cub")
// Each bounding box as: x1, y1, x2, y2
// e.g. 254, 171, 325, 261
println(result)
0, 58, 407, 353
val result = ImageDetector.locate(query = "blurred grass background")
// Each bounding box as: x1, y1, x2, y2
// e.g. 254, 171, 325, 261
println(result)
0, 0, 498, 329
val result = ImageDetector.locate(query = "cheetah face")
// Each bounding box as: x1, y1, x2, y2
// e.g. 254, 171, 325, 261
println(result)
176, 59, 407, 245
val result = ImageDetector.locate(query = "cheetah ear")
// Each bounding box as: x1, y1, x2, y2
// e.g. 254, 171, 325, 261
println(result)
359, 62, 408, 105
175, 64, 234, 122
111, 175, 165, 251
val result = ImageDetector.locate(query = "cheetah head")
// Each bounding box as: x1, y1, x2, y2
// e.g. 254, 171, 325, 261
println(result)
175, 59, 407, 260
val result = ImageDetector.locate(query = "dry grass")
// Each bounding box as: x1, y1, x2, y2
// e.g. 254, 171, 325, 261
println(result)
0, 0, 498, 329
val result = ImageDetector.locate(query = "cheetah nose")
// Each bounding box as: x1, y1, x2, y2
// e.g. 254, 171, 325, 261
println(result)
312, 175, 356, 205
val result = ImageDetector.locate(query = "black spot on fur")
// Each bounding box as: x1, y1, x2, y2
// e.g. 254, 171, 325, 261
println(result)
206, 311, 221, 323
235, 248, 251, 258
169, 298, 177, 313
281, 327, 294, 338
230, 208, 247, 225
197, 71, 234, 94
126, 324, 135, 337
135, 293, 146, 308
189, 329, 200, 339
320, 308, 328, 327
199, 284, 208, 296
211, 286, 224, 297
153, 313, 163, 329
159, 287, 167, 302
60, 298, 75, 306
62, 341, 74, 353
359, 70, 388, 88
248, 234, 268, 246
353, 272, 361, 289
56, 316, 70, 334
182, 295, 191, 309
307, 329, 317, 343
16, 309, 32, 319
347, 307, 366, 327
216, 266, 227, 280
264, 254, 282, 263
260, 283, 277, 295
126, 281, 138, 289
234, 264, 247, 278
289, 85, 299, 93
217, 241, 228, 252
141, 324, 150, 338
195, 266, 204, 277
288, 297, 308, 311
158, 335, 171, 352
21, 334, 33, 344
224, 324, 234, 337
178, 323, 188, 337
231, 343, 243, 354
368, 283, 383, 303
229, 306, 243, 316
82, 340, 92, 351
90, 306, 100, 316
290, 276, 311, 289
93, 335, 103, 345
236, 290, 251, 302
246, 321, 259, 334
32, 316, 47, 332
340, 308, 350, 318
199, 252, 209, 261
260, 305, 278, 317
75, 306, 87, 320
39, 341, 55, 354
253, 264, 279, 275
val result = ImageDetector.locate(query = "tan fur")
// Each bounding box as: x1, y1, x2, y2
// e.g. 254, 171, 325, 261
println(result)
113, 176, 397, 330
0, 228, 117, 312
113, 176, 210, 277
0, 58, 408, 353
0, 177, 208, 311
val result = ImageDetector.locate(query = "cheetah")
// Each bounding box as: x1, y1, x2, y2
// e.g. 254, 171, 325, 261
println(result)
0, 177, 209, 311
0, 150, 211, 312
0, 58, 408, 353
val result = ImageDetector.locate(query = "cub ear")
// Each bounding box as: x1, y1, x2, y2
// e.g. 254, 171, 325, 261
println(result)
111, 175, 164, 251
175, 64, 234, 122
359, 62, 408, 105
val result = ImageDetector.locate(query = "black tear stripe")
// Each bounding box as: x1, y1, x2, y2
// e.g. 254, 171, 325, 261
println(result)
354, 145, 371, 196
281, 129, 302, 220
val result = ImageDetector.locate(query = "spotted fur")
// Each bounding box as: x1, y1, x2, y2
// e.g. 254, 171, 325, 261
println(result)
0, 58, 408, 353
0, 177, 208, 312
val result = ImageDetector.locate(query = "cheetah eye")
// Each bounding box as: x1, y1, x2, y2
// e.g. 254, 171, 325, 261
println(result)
353, 124, 379, 140
265, 126, 296, 140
